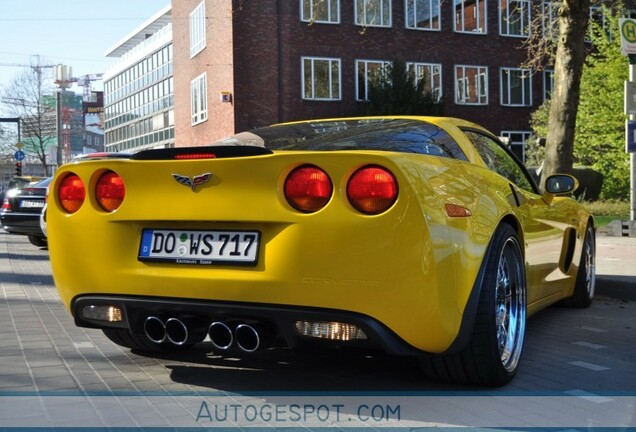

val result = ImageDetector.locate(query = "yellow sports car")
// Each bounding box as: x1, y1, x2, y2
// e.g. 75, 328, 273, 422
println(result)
48, 116, 595, 387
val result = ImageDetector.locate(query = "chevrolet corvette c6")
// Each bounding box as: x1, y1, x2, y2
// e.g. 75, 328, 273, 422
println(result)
48, 117, 595, 386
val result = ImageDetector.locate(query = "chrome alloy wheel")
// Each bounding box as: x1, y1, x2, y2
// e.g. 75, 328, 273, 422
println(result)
582, 228, 596, 299
495, 237, 526, 373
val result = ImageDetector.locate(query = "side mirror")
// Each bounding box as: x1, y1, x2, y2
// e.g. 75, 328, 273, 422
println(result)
543, 174, 579, 204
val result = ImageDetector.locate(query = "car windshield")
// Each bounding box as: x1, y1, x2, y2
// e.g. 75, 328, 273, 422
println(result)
215, 119, 468, 160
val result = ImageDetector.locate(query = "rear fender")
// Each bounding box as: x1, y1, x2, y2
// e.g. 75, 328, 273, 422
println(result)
442, 217, 521, 354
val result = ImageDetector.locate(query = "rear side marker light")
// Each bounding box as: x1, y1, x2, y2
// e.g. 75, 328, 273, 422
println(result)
59, 174, 86, 214
96, 171, 126, 212
347, 165, 398, 215
284, 165, 333, 213
445, 204, 472, 218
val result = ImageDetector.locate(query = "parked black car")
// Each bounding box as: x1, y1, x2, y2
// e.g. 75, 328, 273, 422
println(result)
1, 177, 51, 247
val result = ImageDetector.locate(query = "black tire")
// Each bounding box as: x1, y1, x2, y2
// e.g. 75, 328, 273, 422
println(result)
563, 223, 595, 308
101, 328, 194, 353
420, 224, 527, 387
28, 235, 47, 247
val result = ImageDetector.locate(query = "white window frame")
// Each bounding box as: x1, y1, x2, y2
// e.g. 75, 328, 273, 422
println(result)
499, 0, 531, 38
500, 67, 532, 107
356, 59, 392, 101
355, 0, 392, 28
542, 1, 558, 39
543, 69, 554, 102
300, 0, 340, 24
499, 130, 532, 162
454, 0, 487, 34
455, 65, 488, 105
405, 0, 441, 31
302, 57, 342, 101
407, 62, 442, 102
587, 5, 610, 42
190, 1, 206, 58
191, 73, 208, 126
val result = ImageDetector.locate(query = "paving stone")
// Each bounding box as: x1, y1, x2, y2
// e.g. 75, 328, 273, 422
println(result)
2, 230, 636, 429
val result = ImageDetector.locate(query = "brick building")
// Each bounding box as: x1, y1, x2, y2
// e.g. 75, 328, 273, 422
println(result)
170, 0, 568, 160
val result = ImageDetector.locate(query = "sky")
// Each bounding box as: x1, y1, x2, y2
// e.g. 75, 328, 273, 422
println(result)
0, 0, 170, 95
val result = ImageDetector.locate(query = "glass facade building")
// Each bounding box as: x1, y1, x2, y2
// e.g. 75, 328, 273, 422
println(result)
103, 7, 174, 152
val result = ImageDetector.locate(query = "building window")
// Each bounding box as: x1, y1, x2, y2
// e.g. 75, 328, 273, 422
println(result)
407, 62, 442, 101
501, 67, 532, 106
355, 0, 392, 27
356, 59, 391, 101
302, 57, 341, 100
301, 0, 340, 23
588, 5, 610, 41
543, 69, 554, 102
190, 1, 206, 58
500, 0, 530, 37
454, 0, 486, 34
455, 65, 488, 105
542, 1, 558, 39
499, 131, 532, 162
405, 0, 441, 31
191, 73, 207, 125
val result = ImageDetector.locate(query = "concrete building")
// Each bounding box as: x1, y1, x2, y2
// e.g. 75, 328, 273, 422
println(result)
103, 5, 174, 153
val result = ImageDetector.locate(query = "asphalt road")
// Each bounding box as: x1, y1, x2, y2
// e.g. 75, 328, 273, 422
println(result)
0, 231, 634, 429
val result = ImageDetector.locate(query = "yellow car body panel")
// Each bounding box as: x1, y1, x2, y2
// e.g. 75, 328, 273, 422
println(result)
48, 116, 592, 357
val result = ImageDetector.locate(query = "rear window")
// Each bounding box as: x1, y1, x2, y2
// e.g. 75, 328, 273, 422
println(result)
33, 177, 53, 188
217, 119, 468, 160
8, 177, 43, 190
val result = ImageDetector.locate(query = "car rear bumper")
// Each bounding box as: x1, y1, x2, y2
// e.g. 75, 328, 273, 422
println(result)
1, 212, 45, 236
72, 295, 425, 356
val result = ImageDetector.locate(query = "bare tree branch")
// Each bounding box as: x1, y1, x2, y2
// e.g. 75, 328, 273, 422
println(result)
0, 65, 56, 176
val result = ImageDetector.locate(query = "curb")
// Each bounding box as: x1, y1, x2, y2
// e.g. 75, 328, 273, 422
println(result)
596, 275, 636, 302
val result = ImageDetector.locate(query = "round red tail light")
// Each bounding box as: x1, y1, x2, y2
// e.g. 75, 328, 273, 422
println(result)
347, 165, 398, 215
59, 174, 86, 214
96, 171, 126, 212
284, 165, 333, 213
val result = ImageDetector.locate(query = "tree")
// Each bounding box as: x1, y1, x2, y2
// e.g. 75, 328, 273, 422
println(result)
523, 0, 591, 188
542, 0, 591, 186
530, 9, 629, 199
364, 60, 443, 116
0, 123, 18, 156
0, 64, 56, 176
572, 10, 628, 199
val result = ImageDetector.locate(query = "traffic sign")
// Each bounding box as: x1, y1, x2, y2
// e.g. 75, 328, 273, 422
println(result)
620, 19, 636, 55
628, 120, 636, 153
14, 150, 25, 161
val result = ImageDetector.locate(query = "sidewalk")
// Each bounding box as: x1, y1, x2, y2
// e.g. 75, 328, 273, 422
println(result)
596, 233, 636, 301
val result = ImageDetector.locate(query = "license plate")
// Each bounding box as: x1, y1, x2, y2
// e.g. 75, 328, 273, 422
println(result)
138, 229, 260, 265
19, 200, 44, 209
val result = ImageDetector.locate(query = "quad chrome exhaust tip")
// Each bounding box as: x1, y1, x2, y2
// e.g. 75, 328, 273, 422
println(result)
208, 321, 234, 350
144, 316, 198, 346
143, 316, 167, 344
